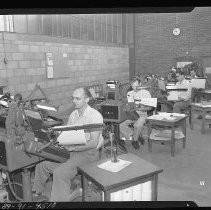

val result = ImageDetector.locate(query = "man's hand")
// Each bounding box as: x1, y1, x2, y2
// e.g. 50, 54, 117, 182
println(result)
178, 97, 184, 101
96, 137, 104, 150
63, 145, 76, 151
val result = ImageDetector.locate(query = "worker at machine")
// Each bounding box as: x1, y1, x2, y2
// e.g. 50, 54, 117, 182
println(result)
32, 87, 104, 202
173, 69, 192, 113
120, 78, 152, 150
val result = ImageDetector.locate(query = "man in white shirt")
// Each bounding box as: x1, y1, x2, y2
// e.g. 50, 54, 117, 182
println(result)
120, 78, 152, 150
173, 69, 192, 113
32, 87, 104, 202
190, 69, 198, 80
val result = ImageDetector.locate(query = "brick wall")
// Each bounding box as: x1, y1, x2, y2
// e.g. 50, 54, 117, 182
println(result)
0, 32, 129, 108
134, 7, 211, 76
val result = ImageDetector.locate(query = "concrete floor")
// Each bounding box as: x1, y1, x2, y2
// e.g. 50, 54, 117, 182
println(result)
42, 118, 211, 206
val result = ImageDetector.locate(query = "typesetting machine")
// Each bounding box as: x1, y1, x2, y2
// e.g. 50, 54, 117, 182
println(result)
0, 88, 104, 202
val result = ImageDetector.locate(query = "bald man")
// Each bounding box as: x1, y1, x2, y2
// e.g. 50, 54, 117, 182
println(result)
32, 87, 104, 202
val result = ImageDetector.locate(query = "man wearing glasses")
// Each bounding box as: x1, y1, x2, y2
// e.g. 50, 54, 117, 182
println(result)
32, 86, 104, 202
173, 69, 192, 113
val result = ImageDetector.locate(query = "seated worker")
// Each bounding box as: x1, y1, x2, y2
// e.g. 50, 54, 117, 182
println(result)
32, 87, 104, 202
120, 78, 152, 150
172, 69, 192, 113
190, 69, 199, 80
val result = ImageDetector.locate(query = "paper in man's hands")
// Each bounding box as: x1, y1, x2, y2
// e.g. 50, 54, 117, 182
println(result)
57, 129, 87, 145
135, 98, 157, 107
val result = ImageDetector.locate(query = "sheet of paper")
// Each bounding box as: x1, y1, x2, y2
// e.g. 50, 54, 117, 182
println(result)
135, 98, 157, 107
167, 91, 178, 101
147, 114, 176, 121
176, 61, 192, 68
0, 100, 8, 107
57, 129, 87, 145
97, 159, 132, 173
158, 79, 166, 91
47, 66, 53, 78
127, 93, 134, 102
166, 85, 177, 90
191, 78, 206, 89
89, 88, 97, 99
36, 104, 57, 111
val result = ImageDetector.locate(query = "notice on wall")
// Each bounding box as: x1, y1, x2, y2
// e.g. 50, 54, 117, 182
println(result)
47, 66, 54, 78
45, 52, 69, 79
176, 61, 192, 68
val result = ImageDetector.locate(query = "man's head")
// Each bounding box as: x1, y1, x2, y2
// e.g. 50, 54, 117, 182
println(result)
72, 87, 91, 109
175, 69, 185, 82
131, 78, 141, 92
190, 69, 196, 78
14, 93, 22, 105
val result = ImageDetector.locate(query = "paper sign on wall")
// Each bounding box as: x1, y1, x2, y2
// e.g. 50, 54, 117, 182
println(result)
47, 66, 53, 78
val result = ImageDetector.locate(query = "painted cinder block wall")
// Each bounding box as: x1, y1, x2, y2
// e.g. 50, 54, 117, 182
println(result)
0, 32, 129, 108
134, 7, 211, 76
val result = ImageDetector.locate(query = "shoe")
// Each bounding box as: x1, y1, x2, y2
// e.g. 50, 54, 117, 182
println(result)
131, 140, 140, 150
138, 135, 145, 145
33, 192, 49, 202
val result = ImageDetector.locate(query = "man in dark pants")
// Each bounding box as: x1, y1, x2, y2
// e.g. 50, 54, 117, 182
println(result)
32, 87, 104, 202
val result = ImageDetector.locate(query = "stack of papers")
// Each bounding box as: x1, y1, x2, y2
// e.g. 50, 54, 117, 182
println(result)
150, 129, 185, 141
147, 112, 186, 121
97, 159, 132, 173
193, 103, 211, 108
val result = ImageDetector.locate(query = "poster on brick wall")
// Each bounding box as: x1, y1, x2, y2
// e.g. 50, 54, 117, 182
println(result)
46, 52, 69, 78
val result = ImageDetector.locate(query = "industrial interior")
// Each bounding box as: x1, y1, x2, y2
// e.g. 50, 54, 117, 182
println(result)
0, 8, 211, 207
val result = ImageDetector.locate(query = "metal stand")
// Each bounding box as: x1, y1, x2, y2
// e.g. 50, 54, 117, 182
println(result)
104, 122, 127, 154
22, 168, 33, 202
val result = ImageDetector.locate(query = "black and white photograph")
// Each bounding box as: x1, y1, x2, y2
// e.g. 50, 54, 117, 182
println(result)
0, 6, 210, 208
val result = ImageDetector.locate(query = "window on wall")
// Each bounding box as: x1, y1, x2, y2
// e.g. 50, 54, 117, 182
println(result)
27, 15, 39, 34
95, 15, 102, 42
80, 15, 88, 40
117, 14, 122, 43
101, 14, 107, 42
106, 14, 112, 43
42, 15, 52, 36
87, 15, 94, 41
3, 14, 124, 44
13, 15, 28, 33
112, 14, 118, 43
72, 15, 80, 39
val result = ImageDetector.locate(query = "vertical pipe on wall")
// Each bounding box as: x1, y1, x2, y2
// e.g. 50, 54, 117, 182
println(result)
93, 14, 95, 41
105, 14, 107, 43
133, 13, 136, 78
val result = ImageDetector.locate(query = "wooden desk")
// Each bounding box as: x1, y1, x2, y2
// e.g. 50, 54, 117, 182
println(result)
190, 103, 211, 134
77, 153, 163, 201
146, 114, 188, 157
